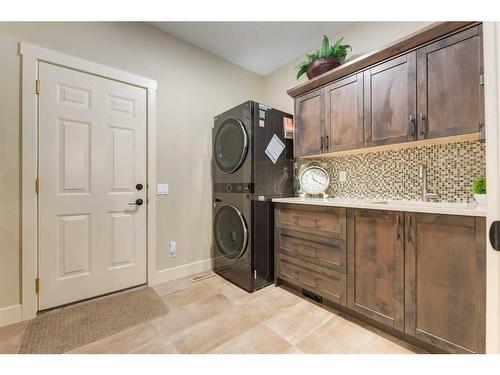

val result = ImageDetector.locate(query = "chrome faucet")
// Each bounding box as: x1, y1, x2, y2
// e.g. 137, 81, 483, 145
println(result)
419, 164, 439, 202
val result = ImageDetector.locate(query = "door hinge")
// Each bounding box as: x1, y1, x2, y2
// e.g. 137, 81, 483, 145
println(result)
35, 79, 40, 95
35, 178, 40, 194
35, 278, 40, 294
480, 74, 485, 86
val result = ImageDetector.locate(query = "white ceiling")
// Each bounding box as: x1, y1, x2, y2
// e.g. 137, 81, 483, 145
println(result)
149, 22, 354, 76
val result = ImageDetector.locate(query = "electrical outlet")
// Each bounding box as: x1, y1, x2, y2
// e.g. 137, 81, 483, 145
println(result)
169, 241, 176, 257
339, 171, 347, 182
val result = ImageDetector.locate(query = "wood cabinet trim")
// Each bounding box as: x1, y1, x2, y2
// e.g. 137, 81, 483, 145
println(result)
475, 217, 486, 353
369, 53, 408, 75
326, 73, 358, 90
425, 25, 479, 54
404, 212, 417, 336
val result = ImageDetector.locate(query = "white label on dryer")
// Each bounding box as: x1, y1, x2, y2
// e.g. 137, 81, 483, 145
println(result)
265, 134, 285, 164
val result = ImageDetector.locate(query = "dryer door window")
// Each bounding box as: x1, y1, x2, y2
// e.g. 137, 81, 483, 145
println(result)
214, 118, 248, 173
213, 204, 248, 261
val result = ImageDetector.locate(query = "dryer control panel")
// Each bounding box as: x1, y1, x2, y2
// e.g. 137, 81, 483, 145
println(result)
214, 183, 253, 193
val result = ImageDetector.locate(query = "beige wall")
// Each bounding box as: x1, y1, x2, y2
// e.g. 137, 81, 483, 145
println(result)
263, 22, 433, 114
0, 22, 264, 309
0, 21, 436, 311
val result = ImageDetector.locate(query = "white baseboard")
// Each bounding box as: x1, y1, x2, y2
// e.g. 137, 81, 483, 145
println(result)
0, 304, 22, 328
149, 258, 213, 286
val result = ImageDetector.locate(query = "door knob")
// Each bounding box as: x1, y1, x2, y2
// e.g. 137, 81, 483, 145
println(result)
489, 221, 500, 251
129, 198, 144, 206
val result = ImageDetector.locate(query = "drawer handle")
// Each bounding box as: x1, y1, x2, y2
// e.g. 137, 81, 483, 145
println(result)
396, 214, 401, 240
292, 215, 299, 225
314, 219, 320, 228
407, 215, 413, 243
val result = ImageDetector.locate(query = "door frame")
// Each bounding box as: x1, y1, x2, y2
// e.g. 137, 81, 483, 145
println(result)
20, 42, 158, 320
484, 22, 500, 354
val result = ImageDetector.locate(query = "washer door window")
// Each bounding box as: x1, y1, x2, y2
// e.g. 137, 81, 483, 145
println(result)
214, 118, 248, 173
214, 204, 248, 261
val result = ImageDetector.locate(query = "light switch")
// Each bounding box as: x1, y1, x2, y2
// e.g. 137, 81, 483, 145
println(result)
157, 183, 169, 195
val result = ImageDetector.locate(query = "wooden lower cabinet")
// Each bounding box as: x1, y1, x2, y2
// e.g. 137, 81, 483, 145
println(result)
277, 253, 346, 305
405, 213, 486, 353
279, 228, 346, 273
276, 203, 346, 240
347, 209, 405, 331
274, 203, 486, 353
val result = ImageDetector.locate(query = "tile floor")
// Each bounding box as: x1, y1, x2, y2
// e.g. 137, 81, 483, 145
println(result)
0, 273, 423, 354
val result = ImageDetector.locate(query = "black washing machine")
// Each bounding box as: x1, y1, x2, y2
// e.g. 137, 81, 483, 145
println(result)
212, 101, 293, 292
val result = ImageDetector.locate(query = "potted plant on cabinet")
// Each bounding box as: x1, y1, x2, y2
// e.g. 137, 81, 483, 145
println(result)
296, 35, 351, 80
471, 176, 486, 206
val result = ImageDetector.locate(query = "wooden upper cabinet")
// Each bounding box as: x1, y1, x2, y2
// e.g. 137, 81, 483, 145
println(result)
347, 209, 405, 332
417, 26, 483, 139
405, 214, 486, 353
364, 52, 417, 147
291, 24, 484, 155
294, 90, 325, 157
325, 73, 364, 152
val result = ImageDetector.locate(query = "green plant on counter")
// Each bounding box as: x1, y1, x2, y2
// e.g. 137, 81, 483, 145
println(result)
471, 176, 486, 194
296, 35, 352, 79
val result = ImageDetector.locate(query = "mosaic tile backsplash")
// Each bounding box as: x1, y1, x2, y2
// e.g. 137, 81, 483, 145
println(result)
297, 140, 486, 203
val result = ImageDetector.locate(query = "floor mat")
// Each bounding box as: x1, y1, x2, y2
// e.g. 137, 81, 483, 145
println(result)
17, 287, 169, 354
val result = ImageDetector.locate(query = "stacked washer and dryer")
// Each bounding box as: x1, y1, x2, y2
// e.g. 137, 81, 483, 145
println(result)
212, 101, 294, 292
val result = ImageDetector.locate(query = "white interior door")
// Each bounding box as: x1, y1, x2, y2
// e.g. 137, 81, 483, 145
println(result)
38, 62, 147, 310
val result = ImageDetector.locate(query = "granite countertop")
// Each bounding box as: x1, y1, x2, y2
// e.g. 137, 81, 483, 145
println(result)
272, 197, 487, 217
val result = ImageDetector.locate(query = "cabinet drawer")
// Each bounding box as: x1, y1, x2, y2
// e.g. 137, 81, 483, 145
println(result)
279, 229, 346, 273
277, 204, 346, 240
277, 253, 346, 306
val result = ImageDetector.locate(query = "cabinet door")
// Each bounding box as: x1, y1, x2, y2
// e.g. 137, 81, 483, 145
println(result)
405, 214, 486, 353
364, 52, 417, 146
325, 73, 364, 152
417, 26, 483, 139
347, 209, 405, 331
294, 90, 325, 157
